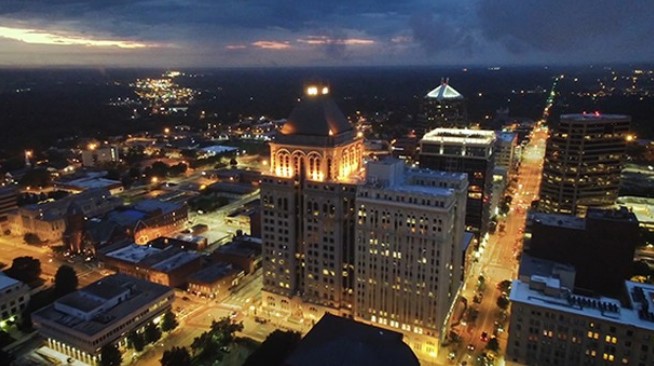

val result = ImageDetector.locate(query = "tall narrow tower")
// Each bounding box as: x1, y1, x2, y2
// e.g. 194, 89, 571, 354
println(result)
261, 85, 363, 320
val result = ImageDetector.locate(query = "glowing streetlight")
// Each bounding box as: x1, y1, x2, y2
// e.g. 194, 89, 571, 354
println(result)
164, 127, 170, 135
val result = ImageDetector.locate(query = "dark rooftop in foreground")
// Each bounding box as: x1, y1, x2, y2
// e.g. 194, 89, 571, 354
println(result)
284, 313, 419, 366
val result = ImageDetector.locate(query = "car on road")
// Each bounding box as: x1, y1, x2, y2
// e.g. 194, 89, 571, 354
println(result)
448, 351, 457, 360
467, 344, 475, 352
480, 331, 489, 342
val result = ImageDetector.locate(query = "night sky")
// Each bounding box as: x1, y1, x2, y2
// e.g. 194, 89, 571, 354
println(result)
0, 1, 653, 68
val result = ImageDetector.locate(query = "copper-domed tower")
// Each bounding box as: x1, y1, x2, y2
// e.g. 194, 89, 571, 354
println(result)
261, 84, 363, 321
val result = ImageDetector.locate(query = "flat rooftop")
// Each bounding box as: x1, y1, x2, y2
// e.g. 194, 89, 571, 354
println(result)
510, 279, 654, 331
133, 199, 182, 213
421, 128, 496, 145
0, 273, 20, 290
105, 244, 162, 263
57, 177, 122, 190
33, 274, 173, 337
530, 212, 585, 230
150, 251, 200, 272
188, 263, 240, 284
561, 113, 630, 122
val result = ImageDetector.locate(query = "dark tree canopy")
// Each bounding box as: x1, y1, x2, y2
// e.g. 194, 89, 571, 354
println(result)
100, 344, 122, 366
144, 322, 162, 344
54, 265, 78, 298
127, 331, 145, 352
191, 317, 243, 363
487, 337, 500, 352
497, 296, 510, 310
161, 311, 179, 332
18, 168, 51, 188
5, 256, 41, 284
161, 346, 191, 366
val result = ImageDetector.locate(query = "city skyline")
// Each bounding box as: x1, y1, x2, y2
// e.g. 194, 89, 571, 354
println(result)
0, 1, 653, 67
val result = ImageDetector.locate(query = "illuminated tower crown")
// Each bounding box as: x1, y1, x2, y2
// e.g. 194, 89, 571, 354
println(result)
270, 84, 362, 182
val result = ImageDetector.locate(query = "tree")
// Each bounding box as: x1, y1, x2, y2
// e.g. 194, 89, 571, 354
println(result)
161, 346, 191, 366
18, 168, 51, 188
144, 321, 162, 344
100, 344, 122, 366
161, 311, 179, 332
54, 265, 78, 298
191, 317, 244, 362
127, 331, 145, 352
149, 161, 170, 178
486, 337, 500, 352
497, 296, 510, 310
23, 233, 42, 245
497, 280, 512, 293
168, 163, 188, 177
5, 256, 41, 284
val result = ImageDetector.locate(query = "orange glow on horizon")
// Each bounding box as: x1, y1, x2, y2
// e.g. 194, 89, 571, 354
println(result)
252, 40, 291, 50
0, 26, 154, 49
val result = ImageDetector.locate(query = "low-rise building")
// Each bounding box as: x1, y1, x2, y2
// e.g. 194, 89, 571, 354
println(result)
7, 189, 122, 243
105, 199, 188, 244
100, 243, 202, 288
81, 146, 119, 167
212, 235, 262, 274
54, 176, 123, 195
32, 274, 174, 365
0, 273, 30, 326
187, 262, 243, 300
507, 275, 654, 366
0, 185, 18, 223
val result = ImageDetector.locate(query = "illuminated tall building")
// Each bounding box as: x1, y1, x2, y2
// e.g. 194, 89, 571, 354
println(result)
261, 85, 363, 319
354, 159, 468, 357
418, 128, 496, 238
539, 113, 630, 215
419, 79, 468, 131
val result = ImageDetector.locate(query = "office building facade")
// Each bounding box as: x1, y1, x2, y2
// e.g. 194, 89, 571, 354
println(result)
419, 79, 468, 131
419, 128, 496, 238
261, 85, 363, 320
32, 274, 173, 365
354, 159, 468, 357
507, 275, 654, 366
539, 113, 630, 215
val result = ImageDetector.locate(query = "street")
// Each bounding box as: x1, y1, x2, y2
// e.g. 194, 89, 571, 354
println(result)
447, 125, 547, 366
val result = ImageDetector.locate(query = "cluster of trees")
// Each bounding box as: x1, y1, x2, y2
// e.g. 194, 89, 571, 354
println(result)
18, 168, 52, 188
21, 265, 78, 331
188, 193, 229, 213
189, 317, 243, 364
4, 256, 41, 284
189, 153, 236, 169
17, 190, 69, 206
143, 161, 188, 179
126, 311, 178, 354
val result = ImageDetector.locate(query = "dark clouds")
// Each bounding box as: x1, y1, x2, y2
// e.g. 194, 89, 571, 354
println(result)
477, 0, 654, 60
0, 0, 652, 66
